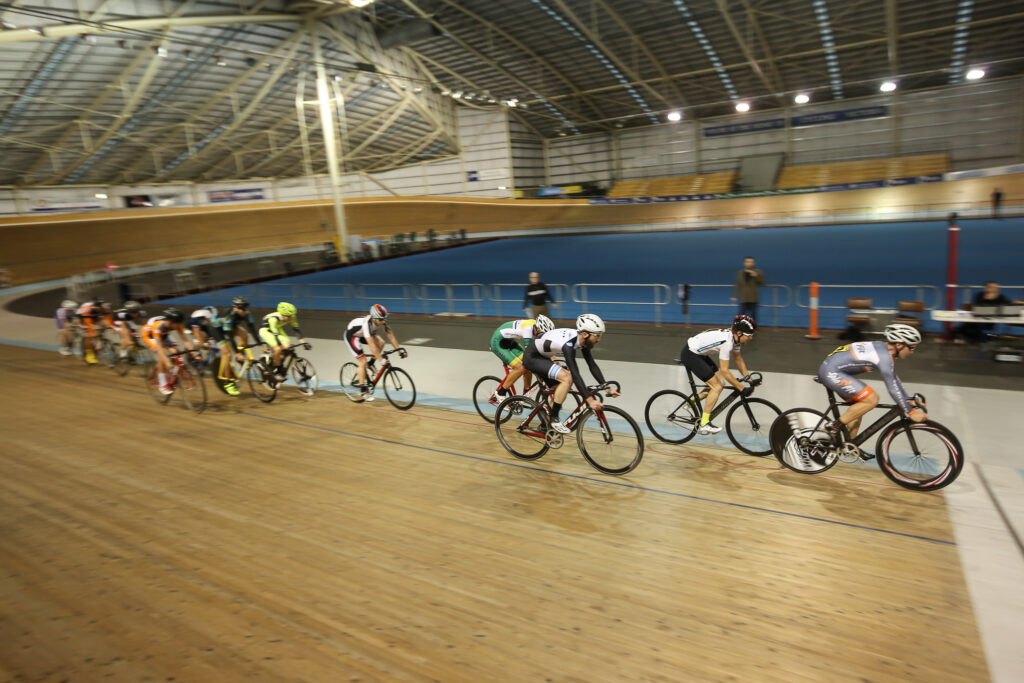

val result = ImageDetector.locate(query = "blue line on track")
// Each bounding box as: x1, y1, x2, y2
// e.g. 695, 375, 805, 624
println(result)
0, 347, 956, 546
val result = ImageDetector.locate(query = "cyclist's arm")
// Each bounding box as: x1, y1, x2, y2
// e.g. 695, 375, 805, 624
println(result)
561, 343, 597, 398
385, 329, 401, 350
877, 356, 918, 416
731, 350, 751, 381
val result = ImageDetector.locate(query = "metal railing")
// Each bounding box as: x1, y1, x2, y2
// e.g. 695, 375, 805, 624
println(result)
573, 283, 672, 326
675, 284, 793, 329
489, 283, 571, 319
418, 283, 487, 317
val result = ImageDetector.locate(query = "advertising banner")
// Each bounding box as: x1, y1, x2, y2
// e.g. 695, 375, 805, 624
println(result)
208, 188, 264, 202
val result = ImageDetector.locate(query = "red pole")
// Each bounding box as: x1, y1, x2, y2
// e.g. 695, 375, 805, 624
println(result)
806, 281, 821, 339
945, 217, 960, 337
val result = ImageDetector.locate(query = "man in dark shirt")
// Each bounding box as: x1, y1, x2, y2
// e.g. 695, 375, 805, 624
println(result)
959, 281, 1011, 344
524, 272, 558, 318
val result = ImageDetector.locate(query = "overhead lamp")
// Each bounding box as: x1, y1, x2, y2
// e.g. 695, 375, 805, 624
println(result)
0, 19, 16, 30
350, 0, 377, 7
216, 55, 227, 66
440, 88, 450, 96
412, 86, 423, 93
966, 68, 985, 80
880, 80, 897, 92
184, 49, 194, 61
666, 110, 682, 122
451, 91, 463, 99
154, 45, 167, 57
94, 193, 108, 199
735, 101, 750, 113
794, 93, 810, 104
506, 97, 519, 108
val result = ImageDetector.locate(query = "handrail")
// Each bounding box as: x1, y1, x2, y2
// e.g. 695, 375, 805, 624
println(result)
418, 283, 487, 317
676, 284, 792, 329
795, 283, 942, 310
572, 283, 672, 326
487, 282, 571, 319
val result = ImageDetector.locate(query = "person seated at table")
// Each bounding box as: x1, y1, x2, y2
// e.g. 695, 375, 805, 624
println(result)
957, 281, 1011, 345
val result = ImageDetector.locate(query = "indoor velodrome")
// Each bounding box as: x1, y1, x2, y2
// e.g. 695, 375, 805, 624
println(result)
2, 1, 1023, 681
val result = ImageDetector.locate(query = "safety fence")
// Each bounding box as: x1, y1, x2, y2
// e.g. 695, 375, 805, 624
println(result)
158, 280, 1005, 333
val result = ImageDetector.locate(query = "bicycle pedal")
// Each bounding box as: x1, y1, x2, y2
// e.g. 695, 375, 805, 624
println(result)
545, 430, 564, 449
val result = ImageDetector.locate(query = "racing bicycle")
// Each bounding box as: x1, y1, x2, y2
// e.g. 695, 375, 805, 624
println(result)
339, 348, 415, 410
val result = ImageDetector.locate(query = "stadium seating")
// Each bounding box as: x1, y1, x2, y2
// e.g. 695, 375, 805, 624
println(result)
776, 154, 949, 190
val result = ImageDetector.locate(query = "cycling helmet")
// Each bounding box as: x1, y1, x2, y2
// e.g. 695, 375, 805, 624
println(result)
62, 299, 77, 310
370, 304, 388, 319
93, 297, 107, 308
204, 305, 218, 318
163, 307, 185, 324
277, 302, 297, 317
231, 295, 249, 309
534, 314, 554, 334
732, 314, 756, 335
576, 313, 606, 334
884, 323, 922, 347
123, 301, 142, 313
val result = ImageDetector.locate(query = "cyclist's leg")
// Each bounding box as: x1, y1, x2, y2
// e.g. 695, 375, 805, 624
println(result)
259, 327, 284, 376
118, 325, 133, 356
818, 368, 877, 439
83, 319, 99, 362
682, 349, 719, 427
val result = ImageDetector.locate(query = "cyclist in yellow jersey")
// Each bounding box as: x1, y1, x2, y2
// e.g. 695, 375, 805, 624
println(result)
259, 302, 307, 382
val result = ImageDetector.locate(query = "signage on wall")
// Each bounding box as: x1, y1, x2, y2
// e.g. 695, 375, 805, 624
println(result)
467, 169, 504, 182
704, 106, 891, 138
208, 188, 264, 202
467, 171, 479, 182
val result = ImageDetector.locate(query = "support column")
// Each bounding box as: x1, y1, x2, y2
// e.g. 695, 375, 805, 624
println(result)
310, 19, 348, 263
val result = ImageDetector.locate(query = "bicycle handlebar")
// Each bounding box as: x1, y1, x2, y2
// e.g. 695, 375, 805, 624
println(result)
742, 372, 763, 386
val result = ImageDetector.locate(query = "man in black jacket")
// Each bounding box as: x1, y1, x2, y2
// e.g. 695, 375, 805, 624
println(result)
524, 272, 558, 318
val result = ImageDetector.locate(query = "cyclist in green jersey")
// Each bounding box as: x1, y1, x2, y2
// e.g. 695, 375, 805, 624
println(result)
259, 302, 308, 382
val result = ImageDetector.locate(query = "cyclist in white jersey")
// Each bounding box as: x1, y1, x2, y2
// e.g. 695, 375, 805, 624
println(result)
488, 315, 554, 404
344, 304, 405, 401
522, 313, 620, 433
679, 314, 756, 435
817, 323, 928, 442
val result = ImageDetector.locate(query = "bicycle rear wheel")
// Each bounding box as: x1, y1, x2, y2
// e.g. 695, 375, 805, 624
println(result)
178, 361, 208, 414
494, 396, 549, 460
290, 357, 318, 396
644, 389, 700, 444
245, 359, 277, 403
725, 398, 781, 457
145, 365, 172, 405
769, 408, 838, 474
472, 375, 504, 423
383, 367, 416, 410
338, 362, 365, 401
577, 406, 645, 475
876, 420, 964, 491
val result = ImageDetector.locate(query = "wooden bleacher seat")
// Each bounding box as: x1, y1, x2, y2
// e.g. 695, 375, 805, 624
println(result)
777, 154, 950, 189
608, 172, 736, 198
846, 298, 874, 327
893, 300, 925, 328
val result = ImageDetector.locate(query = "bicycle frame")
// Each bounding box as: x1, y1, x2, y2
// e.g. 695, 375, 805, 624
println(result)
682, 368, 754, 421
820, 388, 906, 447
364, 349, 403, 389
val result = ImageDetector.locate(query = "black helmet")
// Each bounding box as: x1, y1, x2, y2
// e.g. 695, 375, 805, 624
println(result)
231, 295, 249, 309
732, 314, 756, 334
163, 307, 185, 323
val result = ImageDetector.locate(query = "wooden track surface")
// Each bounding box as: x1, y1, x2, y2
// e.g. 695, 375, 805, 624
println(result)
0, 345, 988, 681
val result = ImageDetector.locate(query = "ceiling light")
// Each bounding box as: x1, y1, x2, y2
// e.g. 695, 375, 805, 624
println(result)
154, 45, 167, 57
667, 110, 682, 122
451, 91, 462, 99
966, 68, 985, 80
350, 0, 377, 6
94, 193, 108, 199
794, 93, 810, 104
735, 101, 750, 113
880, 80, 897, 92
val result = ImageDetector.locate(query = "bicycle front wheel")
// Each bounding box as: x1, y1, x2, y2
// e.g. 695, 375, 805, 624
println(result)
769, 408, 838, 474
178, 361, 208, 414
577, 406, 645, 475
876, 420, 964, 491
472, 375, 503, 423
290, 357, 318, 396
383, 367, 416, 410
725, 398, 781, 457
494, 396, 549, 460
246, 359, 277, 403
644, 389, 700, 444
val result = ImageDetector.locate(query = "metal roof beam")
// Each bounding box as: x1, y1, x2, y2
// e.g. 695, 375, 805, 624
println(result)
0, 13, 302, 44
885, 0, 899, 76
716, 0, 779, 101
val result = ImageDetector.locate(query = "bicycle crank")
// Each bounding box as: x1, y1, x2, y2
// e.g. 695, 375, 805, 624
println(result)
545, 430, 565, 449
838, 442, 863, 463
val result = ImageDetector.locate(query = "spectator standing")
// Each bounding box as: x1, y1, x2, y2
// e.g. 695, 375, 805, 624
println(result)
524, 272, 558, 318
958, 281, 1011, 345
991, 188, 1004, 218
730, 256, 764, 323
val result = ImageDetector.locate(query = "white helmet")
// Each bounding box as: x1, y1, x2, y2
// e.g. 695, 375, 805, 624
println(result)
884, 323, 922, 346
62, 299, 77, 310
534, 314, 554, 334
576, 313, 606, 334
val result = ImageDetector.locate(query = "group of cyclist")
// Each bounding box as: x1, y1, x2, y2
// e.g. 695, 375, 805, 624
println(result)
59, 291, 928, 444
484, 308, 926, 446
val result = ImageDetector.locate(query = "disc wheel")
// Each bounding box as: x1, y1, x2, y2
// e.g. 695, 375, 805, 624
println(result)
494, 396, 549, 460
875, 420, 964, 491
769, 408, 839, 474
725, 398, 782, 457
577, 406, 645, 475
290, 357, 318, 397
383, 367, 416, 410
644, 389, 700, 444
472, 375, 504, 423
